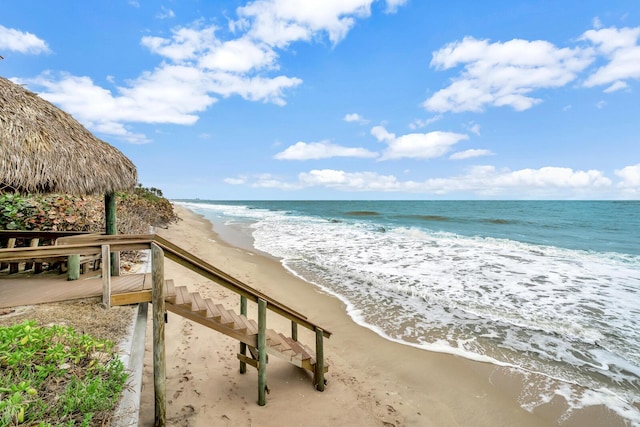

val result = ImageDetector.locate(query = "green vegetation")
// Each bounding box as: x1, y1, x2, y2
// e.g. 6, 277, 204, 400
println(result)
0, 184, 177, 235
0, 321, 127, 426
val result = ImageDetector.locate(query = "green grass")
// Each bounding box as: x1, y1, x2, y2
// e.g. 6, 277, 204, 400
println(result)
0, 320, 127, 426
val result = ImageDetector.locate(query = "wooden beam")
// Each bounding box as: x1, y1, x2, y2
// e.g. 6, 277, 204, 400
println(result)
151, 243, 166, 427
110, 290, 152, 306
258, 298, 267, 406
101, 245, 111, 308
237, 353, 259, 369
0, 238, 15, 270
24, 238, 39, 270
315, 328, 325, 392
105, 192, 119, 276
240, 296, 248, 374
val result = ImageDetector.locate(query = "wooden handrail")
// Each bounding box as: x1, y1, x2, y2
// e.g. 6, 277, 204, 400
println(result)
0, 230, 92, 240
0, 233, 332, 338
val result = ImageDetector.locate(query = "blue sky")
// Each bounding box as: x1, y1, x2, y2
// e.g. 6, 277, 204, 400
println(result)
2, 0, 639, 200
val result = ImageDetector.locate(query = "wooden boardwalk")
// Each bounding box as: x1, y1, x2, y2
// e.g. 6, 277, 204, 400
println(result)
0, 273, 152, 309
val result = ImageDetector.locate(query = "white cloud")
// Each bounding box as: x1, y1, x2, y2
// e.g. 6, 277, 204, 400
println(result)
344, 112, 368, 124
603, 80, 628, 93
224, 176, 248, 185
236, 0, 376, 47
615, 163, 640, 189
449, 149, 493, 160
232, 165, 615, 197
385, 0, 407, 14
424, 36, 594, 113
157, 6, 175, 19
409, 115, 442, 129
274, 140, 378, 160
141, 25, 218, 63
466, 122, 481, 135
252, 173, 302, 190
299, 169, 404, 191
582, 26, 640, 89
199, 37, 277, 72
596, 100, 607, 109
593, 17, 603, 30
17, 2, 400, 144
371, 125, 469, 160
0, 25, 50, 54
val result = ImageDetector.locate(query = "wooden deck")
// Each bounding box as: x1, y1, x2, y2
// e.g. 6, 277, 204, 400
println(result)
0, 273, 152, 309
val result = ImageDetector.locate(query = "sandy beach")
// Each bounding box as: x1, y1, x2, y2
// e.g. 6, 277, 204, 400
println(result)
136, 206, 620, 427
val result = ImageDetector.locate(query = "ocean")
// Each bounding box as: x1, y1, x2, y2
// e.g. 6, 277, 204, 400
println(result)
177, 200, 640, 425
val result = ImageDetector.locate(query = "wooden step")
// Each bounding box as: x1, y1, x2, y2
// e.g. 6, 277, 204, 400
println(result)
235, 314, 259, 336
228, 310, 248, 333
216, 304, 238, 329
165, 279, 176, 301
174, 286, 192, 307
266, 329, 293, 354
204, 300, 234, 328
203, 300, 223, 322
190, 292, 208, 316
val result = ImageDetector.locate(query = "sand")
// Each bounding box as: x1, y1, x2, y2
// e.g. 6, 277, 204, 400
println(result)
136, 206, 620, 427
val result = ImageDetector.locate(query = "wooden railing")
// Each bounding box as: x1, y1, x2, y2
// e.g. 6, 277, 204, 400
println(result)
0, 233, 331, 425
0, 230, 92, 274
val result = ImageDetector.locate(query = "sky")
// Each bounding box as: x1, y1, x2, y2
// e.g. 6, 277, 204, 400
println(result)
1, 0, 639, 200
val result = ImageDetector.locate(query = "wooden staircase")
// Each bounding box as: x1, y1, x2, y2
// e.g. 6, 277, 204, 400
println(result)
163, 281, 328, 380
0, 232, 331, 417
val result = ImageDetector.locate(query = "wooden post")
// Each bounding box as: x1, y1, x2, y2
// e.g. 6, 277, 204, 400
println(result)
67, 254, 80, 280
258, 298, 267, 406
291, 321, 298, 342
315, 328, 325, 392
6, 238, 18, 273
105, 192, 120, 276
101, 245, 111, 308
151, 243, 166, 427
24, 238, 39, 270
0, 237, 11, 270
239, 296, 247, 374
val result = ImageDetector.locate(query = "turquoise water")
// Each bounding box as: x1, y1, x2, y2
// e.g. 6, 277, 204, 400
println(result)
179, 200, 640, 424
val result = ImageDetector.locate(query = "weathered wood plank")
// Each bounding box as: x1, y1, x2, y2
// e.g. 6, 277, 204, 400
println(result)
240, 296, 248, 374
315, 328, 325, 391
111, 290, 152, 306
190, 292, 208, 316
24, 238, 39, 270
101, 245, 111, 308
258, 298, 267, 406
151, 243, 166, 427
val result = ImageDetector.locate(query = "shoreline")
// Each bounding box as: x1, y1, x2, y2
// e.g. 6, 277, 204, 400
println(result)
138, 205, 625, 426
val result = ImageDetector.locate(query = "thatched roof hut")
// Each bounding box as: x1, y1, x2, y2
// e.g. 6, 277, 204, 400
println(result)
0, 76, 137, 194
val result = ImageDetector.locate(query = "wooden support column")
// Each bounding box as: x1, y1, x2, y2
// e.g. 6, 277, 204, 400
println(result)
315, 328, 325, 392
151, 243, 166, 427
105, 192, 120, 276
291, 321, 298, 342
6, 238, 18, 273
101, 245, 111, 308
24, 238, 39, 270
67, 254, 80, 280
258, 298, 267, 406
239, 296, 247, 374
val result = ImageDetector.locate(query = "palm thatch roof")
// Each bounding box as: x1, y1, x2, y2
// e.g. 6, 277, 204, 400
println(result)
0, 76, 137, 195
